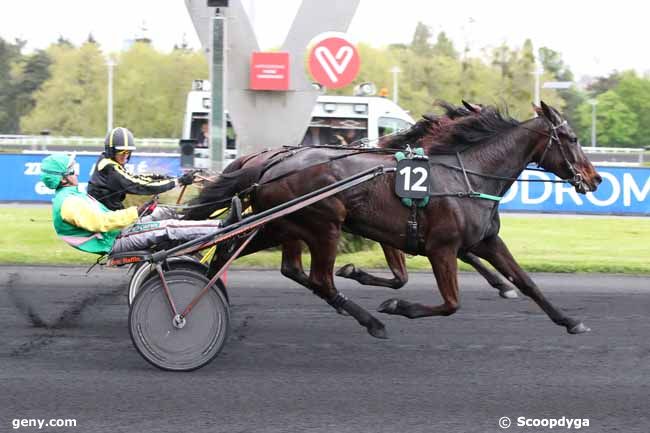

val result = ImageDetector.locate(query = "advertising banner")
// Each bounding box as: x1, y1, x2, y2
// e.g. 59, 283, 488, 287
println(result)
1, 153, 180, 202
2, 153, 648, 215
499, 166, 650, 215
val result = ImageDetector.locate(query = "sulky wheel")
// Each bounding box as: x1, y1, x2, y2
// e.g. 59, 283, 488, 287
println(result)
129, 269, 230, 371
127, 256, 217, 306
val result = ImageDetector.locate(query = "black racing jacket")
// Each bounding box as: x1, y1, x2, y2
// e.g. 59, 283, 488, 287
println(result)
87, 156, 176, 210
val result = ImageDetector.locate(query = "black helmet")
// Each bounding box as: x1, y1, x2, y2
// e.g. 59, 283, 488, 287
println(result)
104, 127, 136, 159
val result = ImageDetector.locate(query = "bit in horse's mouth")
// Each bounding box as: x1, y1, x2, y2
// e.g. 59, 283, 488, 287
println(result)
570, 179, 589, 194
575, 183, 591, 194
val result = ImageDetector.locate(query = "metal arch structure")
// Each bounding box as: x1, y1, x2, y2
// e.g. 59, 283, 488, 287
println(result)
184, 0, 360, 158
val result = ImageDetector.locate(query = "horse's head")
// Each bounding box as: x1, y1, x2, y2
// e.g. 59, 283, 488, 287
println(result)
532, 101, 602, 194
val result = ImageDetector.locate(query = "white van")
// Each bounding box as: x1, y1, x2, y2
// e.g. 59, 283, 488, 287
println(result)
181, 81, 414, 168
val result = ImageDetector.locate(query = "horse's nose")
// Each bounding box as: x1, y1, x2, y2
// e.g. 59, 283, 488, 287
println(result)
594, 173, 603, 186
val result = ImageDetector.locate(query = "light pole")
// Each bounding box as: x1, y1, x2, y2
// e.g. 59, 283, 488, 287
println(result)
106, 57, 115, 133
588, 99, 598, 148
390, 66, 401, 104
533, 60, 543, 107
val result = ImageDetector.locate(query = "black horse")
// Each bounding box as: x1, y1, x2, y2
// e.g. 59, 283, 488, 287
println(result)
189, 102, 601, 338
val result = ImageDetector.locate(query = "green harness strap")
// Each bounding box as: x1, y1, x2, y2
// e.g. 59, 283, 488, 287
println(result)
393, 149, 502, 206
470, 192, 502, 202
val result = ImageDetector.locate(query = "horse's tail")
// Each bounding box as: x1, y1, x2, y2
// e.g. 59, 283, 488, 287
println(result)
184, 163, 265, 220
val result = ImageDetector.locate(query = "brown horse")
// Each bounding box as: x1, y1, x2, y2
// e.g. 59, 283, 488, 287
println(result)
190, 101, 601, 338
187, 102, 517, 299
336, 101, 517, 298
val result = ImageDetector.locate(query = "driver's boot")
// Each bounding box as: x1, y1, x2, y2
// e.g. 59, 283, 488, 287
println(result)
222, 196, 243, 227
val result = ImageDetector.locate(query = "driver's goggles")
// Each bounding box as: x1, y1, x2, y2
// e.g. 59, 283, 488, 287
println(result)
66, 154, 78, 175
116, 150, 132, 156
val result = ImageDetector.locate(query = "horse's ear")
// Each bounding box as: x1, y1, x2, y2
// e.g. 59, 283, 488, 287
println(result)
540, 100, 554, 121
422, 113, 436, 122
462, 100, 481, 113
531, 102, 543, 117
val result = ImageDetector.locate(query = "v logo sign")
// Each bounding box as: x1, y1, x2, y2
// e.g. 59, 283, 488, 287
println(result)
184, 0, 360, 155
314, 46, 354, 83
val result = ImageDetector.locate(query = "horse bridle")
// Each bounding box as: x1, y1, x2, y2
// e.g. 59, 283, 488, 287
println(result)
535, 119, 585, 189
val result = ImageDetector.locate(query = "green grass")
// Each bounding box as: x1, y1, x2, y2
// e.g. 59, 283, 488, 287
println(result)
1, 207, 649, 273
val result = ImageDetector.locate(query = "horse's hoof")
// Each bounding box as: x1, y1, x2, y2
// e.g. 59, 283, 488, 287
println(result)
335, 264, 355, 278
567, 322, 591, 334
377, 298, 399, 314
336, 307, 350, 317
367, 324, 388, 339
499, 289, 518, 299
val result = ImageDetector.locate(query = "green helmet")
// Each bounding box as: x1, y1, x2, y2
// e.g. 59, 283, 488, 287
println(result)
40, 153, 76, 189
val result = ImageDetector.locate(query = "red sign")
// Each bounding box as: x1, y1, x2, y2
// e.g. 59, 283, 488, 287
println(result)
250, 52, 290, 91
307, 33, 360, 89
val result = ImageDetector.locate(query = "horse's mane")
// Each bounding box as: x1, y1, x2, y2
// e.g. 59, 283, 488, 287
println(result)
379, 100, 486, 152
426, 104, 521, 154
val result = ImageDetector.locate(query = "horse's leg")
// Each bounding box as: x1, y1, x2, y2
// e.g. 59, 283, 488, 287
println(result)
378, 246, 461, 319
459, 251, 518, 299
303, 225, 387, 339
279, 240, 311, 287
471, 235, 589, 334
336, 243, 408, 289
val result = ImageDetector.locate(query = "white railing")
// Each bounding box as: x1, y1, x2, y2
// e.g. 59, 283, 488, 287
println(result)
582, 147, 646, 154
582, 147, 646, 165
0, 135, 178, 148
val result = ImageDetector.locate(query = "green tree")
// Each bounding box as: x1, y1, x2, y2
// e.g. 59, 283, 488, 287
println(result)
537, 47, 582, 127
55, 36, 74, 48
345, 43, 398, 97
459, 57, 503, 105
612, 71, 650, 146
557, 88, 585, 133
11, 50, 51, 132
432, 32, 458, 59
0, 37, 25, 133
411, 22, 433, 56
114, 42, 207, 137
22, 41, 107, 135
538, 46, 573, 81
577, 90, 638, 146
508, 39, 536, 117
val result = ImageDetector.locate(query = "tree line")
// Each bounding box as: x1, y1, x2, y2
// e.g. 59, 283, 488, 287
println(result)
0, 24, 648, 148
0, 36, 207, 138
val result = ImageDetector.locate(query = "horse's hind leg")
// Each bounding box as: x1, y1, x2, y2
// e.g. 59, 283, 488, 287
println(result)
379, 246, 461, 319
303, 224, 387, 339
336, 243, 408, 289
471, 235, 589, 334
459, 251, 518, 299
280, 239, 310, 287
